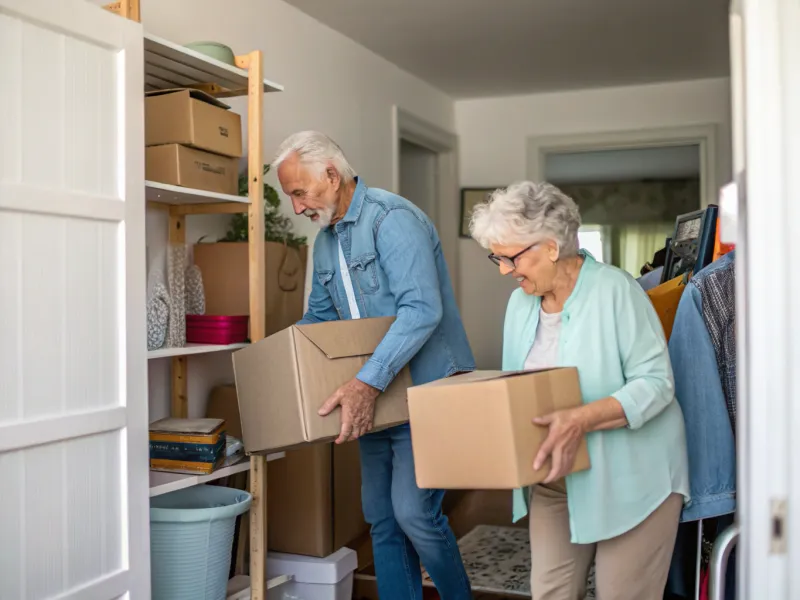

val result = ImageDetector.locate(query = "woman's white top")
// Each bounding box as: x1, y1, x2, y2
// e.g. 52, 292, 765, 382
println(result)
523, 309, 562, 370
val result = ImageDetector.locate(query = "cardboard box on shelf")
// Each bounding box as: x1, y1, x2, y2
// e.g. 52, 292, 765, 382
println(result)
145, 88, 243, 157
408, 368, 590, 489
193, 241, 308, 338
232, 317, 411, 455
146, 144, 238, 195
206, 384, 368, 557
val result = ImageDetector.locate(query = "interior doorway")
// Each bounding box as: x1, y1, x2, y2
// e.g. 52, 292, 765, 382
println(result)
529, 126, 717, 277
392, 106, 460, 297
400, 139, 439, 226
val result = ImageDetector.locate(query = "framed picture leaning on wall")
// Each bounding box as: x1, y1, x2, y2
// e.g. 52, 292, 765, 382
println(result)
460, 187, 498, 238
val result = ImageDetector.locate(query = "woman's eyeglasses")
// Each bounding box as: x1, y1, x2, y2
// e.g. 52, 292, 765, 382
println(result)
488, 244, 539, 269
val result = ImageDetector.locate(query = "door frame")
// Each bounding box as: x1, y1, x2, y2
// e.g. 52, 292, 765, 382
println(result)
391, 106, 461, 298
526, 124, 720, 208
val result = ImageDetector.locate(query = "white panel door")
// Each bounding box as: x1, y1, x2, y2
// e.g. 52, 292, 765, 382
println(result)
0, 1, 148, 599
734, 0, 800, 598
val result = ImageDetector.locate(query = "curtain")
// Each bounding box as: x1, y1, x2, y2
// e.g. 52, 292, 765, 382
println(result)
618, 222, 673, 276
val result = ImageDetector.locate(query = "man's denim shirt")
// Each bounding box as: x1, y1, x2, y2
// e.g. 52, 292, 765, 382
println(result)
299, 179, 475, 389
668, 254, 737, 522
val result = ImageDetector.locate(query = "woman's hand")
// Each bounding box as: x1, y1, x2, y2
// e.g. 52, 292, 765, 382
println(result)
532, 408, 587, 483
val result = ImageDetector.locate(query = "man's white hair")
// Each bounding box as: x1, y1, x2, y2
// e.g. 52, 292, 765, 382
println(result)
273, 131, 357, 182
469, 181, 582, 256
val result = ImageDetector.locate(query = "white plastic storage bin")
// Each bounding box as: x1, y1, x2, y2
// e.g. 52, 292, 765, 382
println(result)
267, 547, 358, 600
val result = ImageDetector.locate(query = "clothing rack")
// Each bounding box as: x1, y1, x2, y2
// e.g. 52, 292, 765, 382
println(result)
640, 207, 737, 600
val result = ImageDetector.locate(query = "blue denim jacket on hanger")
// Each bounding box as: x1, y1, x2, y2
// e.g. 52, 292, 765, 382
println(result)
668, 258, 736, 522
299, 178, 475, 388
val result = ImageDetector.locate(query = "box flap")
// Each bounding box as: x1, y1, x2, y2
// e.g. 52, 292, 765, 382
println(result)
294, 317, 395, 359
145, 87, 230, 109
410, 368, 564, 390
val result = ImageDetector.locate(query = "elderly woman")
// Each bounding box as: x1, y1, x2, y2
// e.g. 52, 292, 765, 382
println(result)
470, 181, 690, 600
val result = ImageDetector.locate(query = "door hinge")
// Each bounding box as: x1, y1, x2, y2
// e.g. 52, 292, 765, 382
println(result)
770, 498, 787, 554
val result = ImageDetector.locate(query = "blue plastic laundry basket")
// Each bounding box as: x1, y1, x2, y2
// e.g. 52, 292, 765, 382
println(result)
150, 484, 252, 600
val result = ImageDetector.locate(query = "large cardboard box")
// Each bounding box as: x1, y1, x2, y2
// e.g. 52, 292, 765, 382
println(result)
232, 317, 411, 454
408, 369, 590, 489
267, 442, 368, 556
206, 385, 368, 557
193, 241, 308, 338
146, 144, 238, 195
145, 88, 243, 157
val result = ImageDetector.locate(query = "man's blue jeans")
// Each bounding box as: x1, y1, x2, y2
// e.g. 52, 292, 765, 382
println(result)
359, 424, 472, 600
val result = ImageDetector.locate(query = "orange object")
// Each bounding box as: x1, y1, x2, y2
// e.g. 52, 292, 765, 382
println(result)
713, 215, 735, 262
647, 275, 688, 341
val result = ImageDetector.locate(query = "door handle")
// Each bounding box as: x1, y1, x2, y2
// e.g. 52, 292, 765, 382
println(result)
709, 523, 740, 600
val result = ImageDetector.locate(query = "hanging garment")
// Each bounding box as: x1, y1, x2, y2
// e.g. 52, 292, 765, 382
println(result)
697, 251, 737, 428
669, 265, 736, 523
646, 274, 687, 341
637, 265, 664, 291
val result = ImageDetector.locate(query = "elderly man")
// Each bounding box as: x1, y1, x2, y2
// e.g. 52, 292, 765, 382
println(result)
274, 131, 475, 600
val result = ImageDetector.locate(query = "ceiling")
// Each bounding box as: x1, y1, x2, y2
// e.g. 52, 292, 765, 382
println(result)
283, 0, 730, 98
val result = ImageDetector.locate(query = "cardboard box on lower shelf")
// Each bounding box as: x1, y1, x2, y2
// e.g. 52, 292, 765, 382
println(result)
232, 317, 411, 455
146, 144, 238, 195
408, 368, 590, 489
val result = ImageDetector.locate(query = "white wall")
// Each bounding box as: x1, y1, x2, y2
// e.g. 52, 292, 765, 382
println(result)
138, 0, 456, 418
455, 78, 732, 368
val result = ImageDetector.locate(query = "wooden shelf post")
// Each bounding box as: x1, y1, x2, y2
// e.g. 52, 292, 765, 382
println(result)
236, 49, 268, 600
168, 210, 189, 418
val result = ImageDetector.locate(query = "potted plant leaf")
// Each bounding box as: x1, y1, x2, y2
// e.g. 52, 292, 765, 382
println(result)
193, 165, 309, 336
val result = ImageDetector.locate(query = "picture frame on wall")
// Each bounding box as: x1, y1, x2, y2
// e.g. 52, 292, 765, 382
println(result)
460, 188, 497, 238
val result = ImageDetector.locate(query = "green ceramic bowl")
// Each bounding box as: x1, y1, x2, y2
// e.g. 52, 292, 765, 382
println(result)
184, 41, 236, 66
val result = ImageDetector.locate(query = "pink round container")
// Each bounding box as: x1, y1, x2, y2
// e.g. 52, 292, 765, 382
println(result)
185, 315, 249, 345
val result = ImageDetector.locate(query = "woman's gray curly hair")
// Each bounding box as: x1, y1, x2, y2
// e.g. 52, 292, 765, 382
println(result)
469, 181, 582, 257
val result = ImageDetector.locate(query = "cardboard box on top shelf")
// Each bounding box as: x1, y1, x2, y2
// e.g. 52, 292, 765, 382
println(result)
408, 368, 590, 489
146, 144, 238, 195
231, 317, 411, 455
145, 88, 243, 157
206, 384, 369, 557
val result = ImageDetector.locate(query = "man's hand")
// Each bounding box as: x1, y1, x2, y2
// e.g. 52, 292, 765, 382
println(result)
318, 377, 381, 444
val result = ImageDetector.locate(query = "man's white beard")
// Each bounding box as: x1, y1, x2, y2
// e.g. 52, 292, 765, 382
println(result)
304, 205, 336, 229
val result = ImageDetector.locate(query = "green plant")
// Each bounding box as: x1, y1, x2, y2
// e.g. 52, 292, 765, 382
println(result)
219, 165, 307, 247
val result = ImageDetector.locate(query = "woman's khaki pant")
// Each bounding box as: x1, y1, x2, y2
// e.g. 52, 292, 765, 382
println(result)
529, 480, 682, 600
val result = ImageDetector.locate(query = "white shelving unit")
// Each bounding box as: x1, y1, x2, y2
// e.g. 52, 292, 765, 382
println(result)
148, 342, 249, 360
103, 0, 282, 595
150, 453, 285, 497
143, 33, 283, 96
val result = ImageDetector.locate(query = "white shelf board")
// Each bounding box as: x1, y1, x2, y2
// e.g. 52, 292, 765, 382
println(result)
227, 574, 293, 599
148, 342, 249, 360
146, 181, 250, 206
150, 452, 286, 497
144, 33, 284, 97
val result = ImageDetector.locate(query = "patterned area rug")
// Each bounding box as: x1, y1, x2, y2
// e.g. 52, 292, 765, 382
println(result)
422, 525, 596, 598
